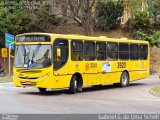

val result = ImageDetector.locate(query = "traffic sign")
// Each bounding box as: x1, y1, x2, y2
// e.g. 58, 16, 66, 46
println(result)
1, 48, 8, 58
5, 33, 14, 50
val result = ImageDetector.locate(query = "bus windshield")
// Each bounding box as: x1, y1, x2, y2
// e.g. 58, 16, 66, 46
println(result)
14, 45, 52, 68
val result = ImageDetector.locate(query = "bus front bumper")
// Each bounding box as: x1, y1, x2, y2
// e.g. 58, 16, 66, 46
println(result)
13, 74, 55, 88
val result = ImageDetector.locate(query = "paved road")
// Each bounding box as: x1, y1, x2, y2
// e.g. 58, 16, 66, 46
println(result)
0, 75, 160, 114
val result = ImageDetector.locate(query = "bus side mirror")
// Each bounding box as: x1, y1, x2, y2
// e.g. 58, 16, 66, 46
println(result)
10, 55, 14, 59
57, 48, 61, 60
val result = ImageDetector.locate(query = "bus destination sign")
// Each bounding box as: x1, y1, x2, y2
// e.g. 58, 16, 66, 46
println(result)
16, 35, 51, 42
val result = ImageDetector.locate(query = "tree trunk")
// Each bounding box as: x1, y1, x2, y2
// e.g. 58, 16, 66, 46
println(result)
83, 11, 94, 36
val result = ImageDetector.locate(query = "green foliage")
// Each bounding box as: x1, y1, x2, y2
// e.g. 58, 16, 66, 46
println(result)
126, 0, 160, 44
0, 0, 63, 44
128, 0, 144, 17
0, 0, 29, 43
125, 10, 153, 38
137, 31, 160, 48
152, 86, 160, 93
147, 0, 160, 27
95, 0, 124, 31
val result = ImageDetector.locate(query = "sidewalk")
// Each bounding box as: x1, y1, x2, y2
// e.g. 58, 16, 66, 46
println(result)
149, 89, 160, 97
0, 76, 12, 83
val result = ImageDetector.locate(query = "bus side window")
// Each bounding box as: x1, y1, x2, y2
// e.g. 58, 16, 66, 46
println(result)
119, 43, 129, 60
96, 42, 106, 60
53, 39, 69, 70
84, 41, 95, 61
130, 44, 139, 60
107, 42, 118, 60
71, 40, 83, 61
140, 44, 148, 60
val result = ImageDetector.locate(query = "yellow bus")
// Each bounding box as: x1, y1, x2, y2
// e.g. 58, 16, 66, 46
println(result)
13, 33, 150, 94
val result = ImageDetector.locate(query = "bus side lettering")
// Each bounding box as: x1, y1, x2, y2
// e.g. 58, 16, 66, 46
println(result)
117, 62, 126, 68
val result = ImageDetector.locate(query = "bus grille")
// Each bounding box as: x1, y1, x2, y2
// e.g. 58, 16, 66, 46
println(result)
17, 69, 42, 73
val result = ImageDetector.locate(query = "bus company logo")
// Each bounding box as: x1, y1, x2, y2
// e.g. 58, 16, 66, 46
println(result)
85, 63, 90, 71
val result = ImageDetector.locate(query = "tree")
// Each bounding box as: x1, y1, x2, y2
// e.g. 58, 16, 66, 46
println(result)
147, 0, 160, 27
95, 0, 124, 31
128, 0, 144, 18
124, 10, 153, 39
0, 0, 63, 40
24, 1, 62, 33
0, 0, 29, 43
68, 0, 96, 36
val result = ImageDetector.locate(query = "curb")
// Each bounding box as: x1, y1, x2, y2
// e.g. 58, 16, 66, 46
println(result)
149, 89, 160, 98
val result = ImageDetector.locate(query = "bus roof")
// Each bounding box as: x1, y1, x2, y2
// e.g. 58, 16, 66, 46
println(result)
16, 33, 149, 44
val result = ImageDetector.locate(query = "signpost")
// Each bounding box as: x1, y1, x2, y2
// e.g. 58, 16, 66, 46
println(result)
5, 33, 15, 76
5, 33, 14, 50
1, 48, 8, 58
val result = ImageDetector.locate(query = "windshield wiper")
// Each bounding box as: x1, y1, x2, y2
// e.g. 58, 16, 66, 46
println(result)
21, 44, 27, 64
31, 44, 41, 61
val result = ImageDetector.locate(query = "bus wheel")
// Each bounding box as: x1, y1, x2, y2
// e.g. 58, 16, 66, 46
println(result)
120, 72, 129, 87
38, 88, 47, 93
69, 75, 78, 94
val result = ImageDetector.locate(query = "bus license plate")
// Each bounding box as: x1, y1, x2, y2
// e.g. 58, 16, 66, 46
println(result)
25, 81, 32, 85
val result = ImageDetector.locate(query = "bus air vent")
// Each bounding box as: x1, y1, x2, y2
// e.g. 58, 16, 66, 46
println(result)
19, 77, 38, 80
17, 70, 42, 73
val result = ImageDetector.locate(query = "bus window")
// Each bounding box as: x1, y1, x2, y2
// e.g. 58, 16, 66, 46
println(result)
140, 44, 148, 60
119, 43, 129, 60
130, 44, 139, 60
53, 39, 68, 70
107, 42, 118, 60
84, 41, 95, 61
14, 45, 52, 68
96, 42, 106, 60
71, 40, 83, 61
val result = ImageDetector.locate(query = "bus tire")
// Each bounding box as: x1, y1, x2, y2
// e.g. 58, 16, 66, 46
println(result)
120, 72, 129, 87
69, 75, 78, 94
38, 88, 47, 93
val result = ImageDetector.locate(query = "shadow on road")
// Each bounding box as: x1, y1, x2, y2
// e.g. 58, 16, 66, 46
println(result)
18, 82, 146, 96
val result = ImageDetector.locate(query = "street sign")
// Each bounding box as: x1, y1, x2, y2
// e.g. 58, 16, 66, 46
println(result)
1, 48, 8, 58
5, 33, 14, 50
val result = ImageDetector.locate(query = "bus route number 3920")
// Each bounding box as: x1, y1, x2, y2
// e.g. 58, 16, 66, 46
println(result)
117, 62, 126, 68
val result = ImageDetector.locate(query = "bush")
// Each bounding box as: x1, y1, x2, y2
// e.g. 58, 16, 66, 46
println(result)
124, 10, 153, 39
137, 31, 160, 48
95, 0, 124, 31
